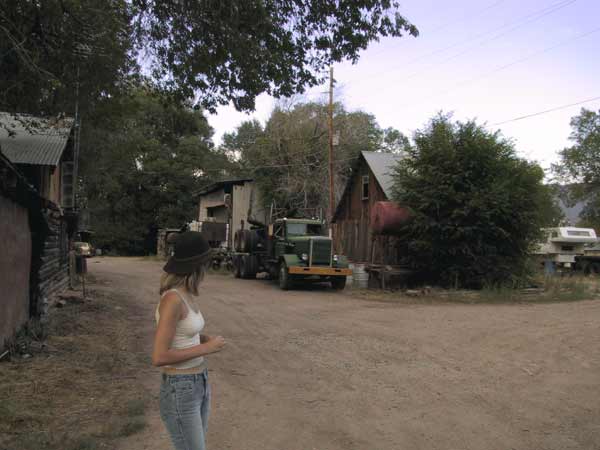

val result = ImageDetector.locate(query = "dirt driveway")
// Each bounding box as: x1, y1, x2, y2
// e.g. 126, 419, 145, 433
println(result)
91, 257, 600, 450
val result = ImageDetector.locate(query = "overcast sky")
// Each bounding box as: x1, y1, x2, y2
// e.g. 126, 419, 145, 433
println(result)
206, 0, 600, 171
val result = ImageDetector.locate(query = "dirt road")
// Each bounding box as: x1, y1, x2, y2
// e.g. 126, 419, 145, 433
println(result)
91, 257, 600, 450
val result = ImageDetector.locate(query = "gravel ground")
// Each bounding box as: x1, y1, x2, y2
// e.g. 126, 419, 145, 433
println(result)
89, 257, 600, 450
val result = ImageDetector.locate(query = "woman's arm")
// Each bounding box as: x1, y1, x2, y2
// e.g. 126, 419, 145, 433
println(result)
152, 293, 225, 367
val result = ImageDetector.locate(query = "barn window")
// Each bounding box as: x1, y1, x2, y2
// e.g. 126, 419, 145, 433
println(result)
361, 175, 369, 200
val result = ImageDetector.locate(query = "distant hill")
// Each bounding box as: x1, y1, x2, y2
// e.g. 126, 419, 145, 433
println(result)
554, 185, 587, 226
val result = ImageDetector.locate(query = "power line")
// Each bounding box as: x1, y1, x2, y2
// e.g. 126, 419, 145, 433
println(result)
398, 25, 600, 109
492, 95, 600, 126
390, 0, 577, 86
200, 155, 360, 174
346, 0, 577, 88
428, 0, 508, 34
220, 134, 335, 167
285, 0, 578, 104
294, 0, 530, 99
226, 148, 327, 168
366, 0, 509, 60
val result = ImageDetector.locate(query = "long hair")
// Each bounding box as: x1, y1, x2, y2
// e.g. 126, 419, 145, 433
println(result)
159, 265, 207, 298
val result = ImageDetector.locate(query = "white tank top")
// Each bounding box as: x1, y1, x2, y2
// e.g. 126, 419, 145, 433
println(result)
155, 289, 205, 369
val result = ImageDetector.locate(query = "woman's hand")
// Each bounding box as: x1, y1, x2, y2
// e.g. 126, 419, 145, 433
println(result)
205, 335, 226, 353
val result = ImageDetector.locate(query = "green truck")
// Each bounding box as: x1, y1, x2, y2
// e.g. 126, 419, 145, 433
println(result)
231, 217, 351, 290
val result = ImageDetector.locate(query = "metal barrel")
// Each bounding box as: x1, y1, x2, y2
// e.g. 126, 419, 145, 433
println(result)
371, 201, 411, 235
353, 263, 369, 289
346, 263, 354, 286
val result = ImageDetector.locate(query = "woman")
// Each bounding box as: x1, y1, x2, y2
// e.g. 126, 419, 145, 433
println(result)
152, 231, 226, 450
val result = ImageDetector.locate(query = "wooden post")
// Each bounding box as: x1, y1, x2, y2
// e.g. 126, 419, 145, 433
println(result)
371, 236, 376, 264
69, 249, 76, 289
328, 65, 334, 224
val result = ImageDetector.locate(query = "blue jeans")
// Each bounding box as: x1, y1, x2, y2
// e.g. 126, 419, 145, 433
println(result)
159, 370, 211, 450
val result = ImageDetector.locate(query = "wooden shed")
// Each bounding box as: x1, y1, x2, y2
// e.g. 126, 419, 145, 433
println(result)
196, 178, 267, 250
332, 151, 404, 265
0, 113, 78, 342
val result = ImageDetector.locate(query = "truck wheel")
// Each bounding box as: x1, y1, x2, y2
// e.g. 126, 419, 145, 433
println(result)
234, 231, 243, 252
233, 257, 241, 278
239, 255, 256, 279
581, 262, 591, 276
331, 277, 347, 290
279, 264, 292, 290
240, 255, 249, 279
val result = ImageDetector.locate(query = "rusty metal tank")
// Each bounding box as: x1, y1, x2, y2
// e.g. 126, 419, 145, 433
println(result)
370, 201, 411, 235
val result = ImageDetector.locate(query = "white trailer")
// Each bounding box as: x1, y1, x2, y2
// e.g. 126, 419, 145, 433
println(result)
534, 227, 597, 270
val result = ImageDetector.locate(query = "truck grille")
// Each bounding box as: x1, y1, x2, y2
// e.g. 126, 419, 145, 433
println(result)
310, 239, 332, 265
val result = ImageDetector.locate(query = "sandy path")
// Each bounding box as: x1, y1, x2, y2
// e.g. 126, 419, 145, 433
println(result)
90, 257, 600, 450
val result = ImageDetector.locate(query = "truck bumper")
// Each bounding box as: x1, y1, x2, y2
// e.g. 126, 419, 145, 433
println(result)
288, 266, 352, 276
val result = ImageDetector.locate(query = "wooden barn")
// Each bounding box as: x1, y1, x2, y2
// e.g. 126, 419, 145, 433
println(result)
332, 151, 404, 266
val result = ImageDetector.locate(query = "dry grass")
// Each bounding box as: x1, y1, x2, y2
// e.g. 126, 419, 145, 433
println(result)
348, 274, 600, 305
136, 255, 164, 262
0, 288, 149, 450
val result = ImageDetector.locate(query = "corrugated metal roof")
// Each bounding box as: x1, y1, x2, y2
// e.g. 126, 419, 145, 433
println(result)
0, 112, 74, 166
361, 151, 403, 199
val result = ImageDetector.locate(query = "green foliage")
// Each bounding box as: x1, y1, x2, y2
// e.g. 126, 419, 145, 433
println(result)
2, 1, 417, 116
391, 114, 559, 288
132, 1, 418, 112
553, 108, 600, 228
381, 127, 411, 154
221, 101, 384, 214
80, 86, 231, 255
0, 0, 134, 115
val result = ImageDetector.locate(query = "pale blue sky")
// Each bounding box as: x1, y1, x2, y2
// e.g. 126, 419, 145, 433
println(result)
207, 0, 600, 170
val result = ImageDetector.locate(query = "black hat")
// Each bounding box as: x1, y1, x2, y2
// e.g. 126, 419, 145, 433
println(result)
163, 231, 212, 275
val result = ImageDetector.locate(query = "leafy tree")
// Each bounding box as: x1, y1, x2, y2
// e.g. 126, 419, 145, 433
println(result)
80, 86, 231, 254
0, 0, 134, 115
221, 101, 384, 214
3, 1, 417, 116
132, 0, 418, 111
381, 127, 411, 153
553, 108, 600, 229
391, 114, 560, 288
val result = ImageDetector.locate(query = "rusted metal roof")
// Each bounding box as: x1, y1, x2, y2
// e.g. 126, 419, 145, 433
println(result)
0, 112, 74, 167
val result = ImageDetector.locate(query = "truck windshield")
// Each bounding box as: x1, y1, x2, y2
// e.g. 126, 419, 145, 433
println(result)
286, 223, 323, 236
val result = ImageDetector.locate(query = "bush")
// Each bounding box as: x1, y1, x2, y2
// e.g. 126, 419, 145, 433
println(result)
392, 114, 561, 288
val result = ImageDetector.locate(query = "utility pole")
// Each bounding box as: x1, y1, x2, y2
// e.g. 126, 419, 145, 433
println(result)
328, 65, 334, 225
73, 65, 80, 210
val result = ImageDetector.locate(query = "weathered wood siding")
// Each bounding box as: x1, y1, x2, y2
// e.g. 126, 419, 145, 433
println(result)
198, 189, 228, 222
198, 181, 268, 249
0, 195, 32, 347
35, 206, 69, 314
49, 166, 61, 205
333, 158, 403, 265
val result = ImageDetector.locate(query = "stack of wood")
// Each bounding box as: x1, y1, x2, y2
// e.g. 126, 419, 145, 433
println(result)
35, 206, 70, 316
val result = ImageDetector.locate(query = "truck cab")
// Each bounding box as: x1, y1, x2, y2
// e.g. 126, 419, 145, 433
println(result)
233, 217, 351, 290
